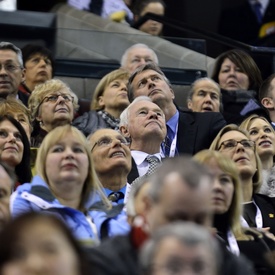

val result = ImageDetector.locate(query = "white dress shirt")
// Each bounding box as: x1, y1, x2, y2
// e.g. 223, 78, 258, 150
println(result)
131, 151, 162, 177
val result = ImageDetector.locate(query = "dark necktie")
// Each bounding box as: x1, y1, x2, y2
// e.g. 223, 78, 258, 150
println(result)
164, 125, 173, 157
108, 192, 124, 203
252, 2, 262, 24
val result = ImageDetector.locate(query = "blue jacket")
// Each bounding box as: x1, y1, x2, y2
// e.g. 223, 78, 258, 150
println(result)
10, 176, 130, 244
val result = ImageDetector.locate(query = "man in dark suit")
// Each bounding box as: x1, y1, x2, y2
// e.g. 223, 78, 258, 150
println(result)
127, 62, 226, 157
219, 0, 275, 46
259, 73, 275, 129
119, 96, 166, 184
0, 41, 28, 105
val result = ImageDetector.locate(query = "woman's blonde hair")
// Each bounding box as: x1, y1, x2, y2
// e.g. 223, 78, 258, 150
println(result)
209, 124, 262, 193
28, 79, 79, 123
35, 124, 110, 210
194, 150, 246, 239
91, 69, 129, 110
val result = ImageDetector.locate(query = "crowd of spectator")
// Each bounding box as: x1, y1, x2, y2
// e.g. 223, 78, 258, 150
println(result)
0, 1, 275, 274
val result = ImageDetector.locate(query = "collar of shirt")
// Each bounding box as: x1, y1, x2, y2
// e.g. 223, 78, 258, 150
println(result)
166, 110, 179, 138
104, 185, 127, 197
131, 151, 162, 176
249, 0, 269, 15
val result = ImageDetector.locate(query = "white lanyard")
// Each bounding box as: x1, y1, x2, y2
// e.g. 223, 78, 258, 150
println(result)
241, 200, 263, 228
161, 123, 178, 157
227, 230, 240, 256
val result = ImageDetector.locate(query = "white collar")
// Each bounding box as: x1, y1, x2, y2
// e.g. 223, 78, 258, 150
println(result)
249, 0, 269, 13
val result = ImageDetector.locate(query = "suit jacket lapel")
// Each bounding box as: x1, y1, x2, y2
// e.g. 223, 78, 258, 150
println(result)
127, 157, 139, 184
177, 111, 197, 155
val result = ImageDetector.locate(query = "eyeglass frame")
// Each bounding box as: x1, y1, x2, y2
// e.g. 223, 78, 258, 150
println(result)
38, 94, 74, 110
218, 139, 255, 151
91, 136, 130, 152
0, 63, 22, 73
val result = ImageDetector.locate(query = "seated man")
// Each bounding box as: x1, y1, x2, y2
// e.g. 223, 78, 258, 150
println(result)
187, 77, 222, 113
140, 222, 221, 275
88, 128, 132, 204
259, 73, 275, 129
119, 96, 166, 184
120, 43, 158, 73
0, 42, 27, 104
127, 62, 226, 156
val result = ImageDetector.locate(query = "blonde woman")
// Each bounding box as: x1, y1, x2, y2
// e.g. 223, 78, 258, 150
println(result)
73, 68, 130, 136
10, 125, 130, 244
240, 114, 275, 196
209, 124, 275, 236
28, 79, 79, 147
194, 150, 275, 275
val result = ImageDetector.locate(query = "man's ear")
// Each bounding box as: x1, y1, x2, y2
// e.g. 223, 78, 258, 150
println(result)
120, 125, 130, 138
21, 68, 26, 83
187, 100, 193, 110
170, 87, 175, 100
262, 97, 274, 109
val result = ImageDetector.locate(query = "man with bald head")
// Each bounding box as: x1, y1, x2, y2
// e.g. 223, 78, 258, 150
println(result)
88, 128, 131, 203
120, 43, 158, 73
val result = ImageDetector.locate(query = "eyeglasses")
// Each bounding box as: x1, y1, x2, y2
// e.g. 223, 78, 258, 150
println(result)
91, 136, 130, 152
218, 139, 255, 151
42, 94, 74, 103
0, 63, 21, 73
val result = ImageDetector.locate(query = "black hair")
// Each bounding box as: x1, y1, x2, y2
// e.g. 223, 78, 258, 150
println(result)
21, 44, 55, 76
0, 115, 31, 184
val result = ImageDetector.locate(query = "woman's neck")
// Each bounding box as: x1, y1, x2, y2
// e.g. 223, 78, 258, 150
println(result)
51, 180, 83, 210
240, 177, 254, 202
103, 108, 121, 119
260, 154, 274, 170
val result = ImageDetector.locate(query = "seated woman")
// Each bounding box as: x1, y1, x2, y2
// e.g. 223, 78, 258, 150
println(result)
19, 44, 54, 98
210, 124, 275, 236
132, 0, 165, 36
28, 79, 79, 147
0, 97, 32, 141
240, 114, 275, 197
211, 49, 266, 124
0, 115, 31, 186
0, 212, 91, 275
194, 150, 275, 275
73, 68, 129, 136
10, 125, 130, 244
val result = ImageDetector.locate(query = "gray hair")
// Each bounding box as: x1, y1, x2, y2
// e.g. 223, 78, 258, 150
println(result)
187, 77, 220, 101
140, 222, 221, 275
147, 156, 213, 203
127, 62, 171, 102
120, 43, 158, 68
119, 95, 153, 127
0, 42, 23, 68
